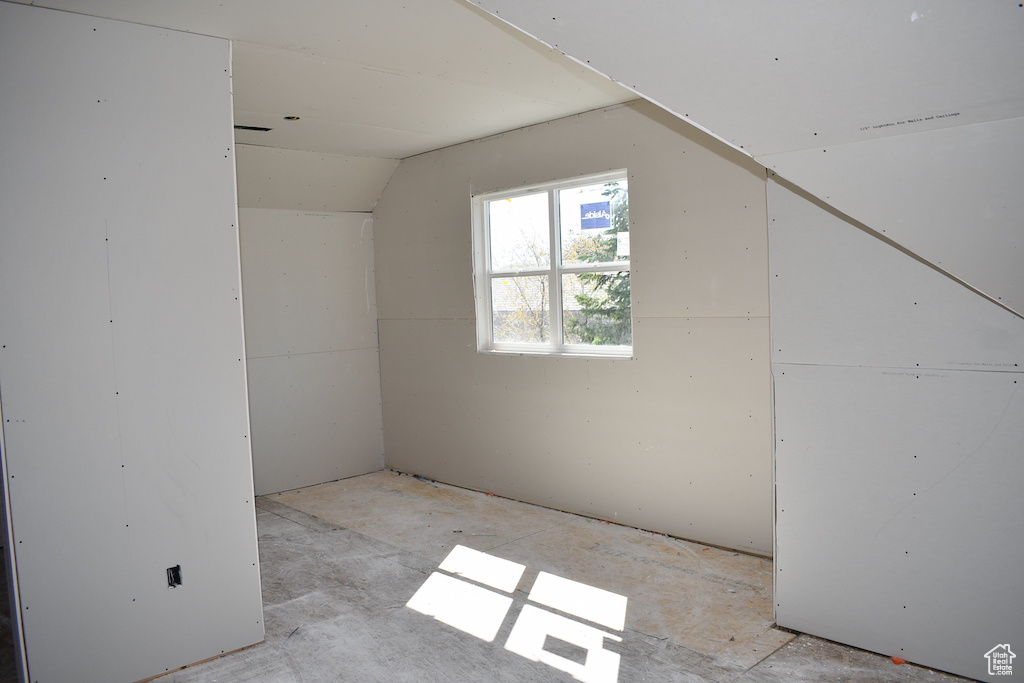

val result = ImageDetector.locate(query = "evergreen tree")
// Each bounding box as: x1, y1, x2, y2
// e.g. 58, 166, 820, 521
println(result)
565, 183, 631, 345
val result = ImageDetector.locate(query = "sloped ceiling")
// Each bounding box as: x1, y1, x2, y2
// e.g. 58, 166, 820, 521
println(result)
5, 0, 633, 160
468, 0, 1024, 315
467, 1, 1023, 155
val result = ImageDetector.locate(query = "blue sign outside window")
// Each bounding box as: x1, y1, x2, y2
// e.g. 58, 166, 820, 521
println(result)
580, 201, 611, 230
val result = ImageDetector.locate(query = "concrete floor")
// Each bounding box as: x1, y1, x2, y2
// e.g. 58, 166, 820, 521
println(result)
160, 470, 968, 683
0, 470, 970, 682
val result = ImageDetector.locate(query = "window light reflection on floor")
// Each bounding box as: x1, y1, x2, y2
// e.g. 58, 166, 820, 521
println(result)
505, 604, 622, 683
405, 571, 515, 642
528, 571, 627, 631
405, 545, 628, 683
438, 543, 526, 592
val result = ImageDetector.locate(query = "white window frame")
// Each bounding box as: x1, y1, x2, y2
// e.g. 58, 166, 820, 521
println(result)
472, 170, 632, 358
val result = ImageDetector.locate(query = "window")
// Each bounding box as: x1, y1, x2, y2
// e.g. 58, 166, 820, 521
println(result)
473, 170, 631, 357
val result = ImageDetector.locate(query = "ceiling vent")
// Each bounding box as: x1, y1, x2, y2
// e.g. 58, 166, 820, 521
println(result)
233, 125, 272, 132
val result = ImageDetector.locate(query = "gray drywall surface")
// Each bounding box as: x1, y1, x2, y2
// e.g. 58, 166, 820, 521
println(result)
240, 209, 385, 494
471, 1, 1024, 154
464, 4, 1024, 678
469, 1, 1024, 314
235, 145, 398, 213
374, 100, 773, 555
0, 5, 263, 681
760, 116, 1024, 314
769, 179, 1024, 680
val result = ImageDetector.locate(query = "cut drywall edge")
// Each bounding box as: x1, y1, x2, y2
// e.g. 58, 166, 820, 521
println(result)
768, 173, 1024, 322
463, 0, 752, 161
760, 116, 1024, 317
0, 402, 29, 681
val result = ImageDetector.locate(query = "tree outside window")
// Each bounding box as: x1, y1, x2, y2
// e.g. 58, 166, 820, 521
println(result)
473, 171, 631, 357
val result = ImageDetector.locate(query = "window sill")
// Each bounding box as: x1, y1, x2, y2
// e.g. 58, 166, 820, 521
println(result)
478, 348, 634, 360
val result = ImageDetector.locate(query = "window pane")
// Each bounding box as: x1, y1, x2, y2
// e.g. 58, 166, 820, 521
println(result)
488, 192, 550, 270
491, 275, 550, 343
562, 272, 631, 346
559, 180, 629, 266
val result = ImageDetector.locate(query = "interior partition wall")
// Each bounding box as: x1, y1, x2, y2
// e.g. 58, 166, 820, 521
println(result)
239, 209, 385, 495
768, 177, 1024, 680
0, 4, 263, 681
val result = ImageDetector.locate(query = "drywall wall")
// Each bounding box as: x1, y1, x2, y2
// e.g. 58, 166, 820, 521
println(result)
760, 116, 1024, 313
374, 100, 773, 554
0, 5, 263, 681
235, 144, 397, 212
235, 144, 389, 494
466, 1, 1024, 314
460, 3, 1023, 677
239, 209, 384, 494
769, 178, 1024, 680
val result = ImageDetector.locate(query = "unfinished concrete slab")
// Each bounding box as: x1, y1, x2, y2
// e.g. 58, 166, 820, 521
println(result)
271, 471, 785, 661
152, 471, 967, 683
733, 636, 969, 683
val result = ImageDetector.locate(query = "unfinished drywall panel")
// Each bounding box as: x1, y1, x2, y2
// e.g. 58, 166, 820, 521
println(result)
0, 407, 27, 677
468, 1, 1024, 156
0, 4, 262, 681
767, 178, 1024, 370
239, 209, 378, 357
231, 40, 630, 160
473, 3, 1024, 677
246, 350, 383, 494
774, 364, 1023, 679
374, 100, 772, 553
379, 316, 772, 554
235, 144, 397, 212
470, 1, 1024, 326
762, 117, 1024, 316
374, 99, 768, 322
239, 209, 383, 494
769, 180, 1024, 680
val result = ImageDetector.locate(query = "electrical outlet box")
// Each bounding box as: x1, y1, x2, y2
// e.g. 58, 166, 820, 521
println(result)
167, 565, 182, 588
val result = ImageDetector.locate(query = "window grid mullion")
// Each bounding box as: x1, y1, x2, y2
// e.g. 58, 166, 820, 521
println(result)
479, 197, 495, 350
559, 262, 631, 276
548, 187, 562, 351
488, 267, 551, 278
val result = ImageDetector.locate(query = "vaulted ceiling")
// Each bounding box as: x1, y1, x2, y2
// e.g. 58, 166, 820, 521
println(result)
466, 0, 1024, 316
9, 0, 633, 160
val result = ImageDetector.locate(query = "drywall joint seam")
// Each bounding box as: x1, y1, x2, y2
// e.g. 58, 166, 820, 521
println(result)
246, 347, 380, 360
754, 113, 1024, 160
634, 315, 770, 321
376, 316, 476, 322
770, 361, 1022, 375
